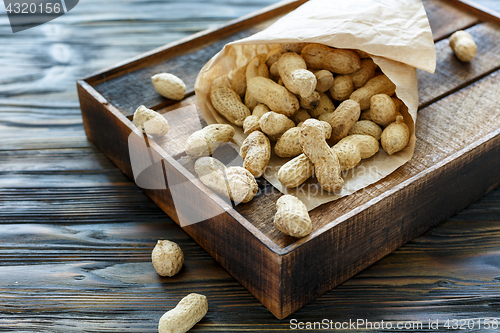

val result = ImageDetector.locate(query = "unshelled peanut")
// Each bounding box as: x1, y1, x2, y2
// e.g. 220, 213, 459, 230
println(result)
259, 111, 295, 141
252, 104, 270, 118
301, 44, 361, 74
158, 293, 208, 333
311, 69, 334, 92
246, 54, 269, 81
308, 91, 335, 118
449, 30, 477, 62
332, 135, 379, 171
194, 156, 229, 197
151, 240, 184, 277
330, 74, 354, 101
210, 86, 250, 126
269, 61, 280, 81
185, 124, 235, 157
299, 91, 320, 110
243, 104, 269, 134
381, 115, 410, 155
280, 42, 308, 53
244, 89, 260, 111
240, 131, 271, 178
274, 195, 312, 238
275, 121, 331, 158
392, 97, 403, 113
300, 119, 343, 192
348, 120, 382, 141
133, 105, 169, 137
370, 93, 398, 126
291, 108, 311, 124
230, 65, 247, 97
320, 99, 360, 144
274, 127, 302, 158
194, 157, 258, 203
350, 74, 396, 110
247, 77, 299, 117
243, 115, 261, 134
151, 73, 186, 100
225, 166, 259, 203
278, 52, 317, 98
350, 58, 377, 89
266, 47, 283, 67
278, 153, 314, 188
359, 110, 372, 121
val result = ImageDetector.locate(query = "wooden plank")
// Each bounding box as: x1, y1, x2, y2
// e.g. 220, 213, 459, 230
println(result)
423, 0, 480, 40
0, 187, 174, 224
445, 0, 500, 24
0, 148, 115, 172
0, 188, 499, 331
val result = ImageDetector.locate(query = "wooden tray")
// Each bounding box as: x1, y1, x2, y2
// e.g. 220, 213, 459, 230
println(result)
77, 0, 500, 319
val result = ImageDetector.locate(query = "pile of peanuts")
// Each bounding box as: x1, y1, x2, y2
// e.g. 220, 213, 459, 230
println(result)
184, 42, 412, 239
196, 44, 407, 193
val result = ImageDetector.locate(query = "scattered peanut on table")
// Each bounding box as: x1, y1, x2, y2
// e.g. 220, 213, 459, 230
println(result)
158, 293, 208, 333
152, 240, 184, 277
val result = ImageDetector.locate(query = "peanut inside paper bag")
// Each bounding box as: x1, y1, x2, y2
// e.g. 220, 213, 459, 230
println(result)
194, 0, 436, 211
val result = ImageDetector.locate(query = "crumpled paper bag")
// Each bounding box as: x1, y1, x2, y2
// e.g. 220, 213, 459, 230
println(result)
194, 0, 436, 211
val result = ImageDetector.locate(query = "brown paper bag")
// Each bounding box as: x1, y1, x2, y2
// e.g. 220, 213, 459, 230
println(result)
194, 0, 436, 210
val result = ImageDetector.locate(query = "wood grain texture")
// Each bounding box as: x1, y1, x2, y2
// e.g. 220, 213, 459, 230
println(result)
423, 0, 480, 41
2, 0, 500, 330
0, 190, 499, 331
